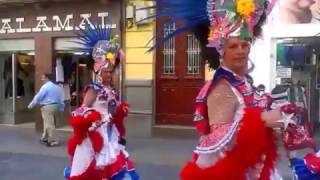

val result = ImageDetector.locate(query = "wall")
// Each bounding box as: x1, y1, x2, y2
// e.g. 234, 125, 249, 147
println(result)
124, 0, 155, 137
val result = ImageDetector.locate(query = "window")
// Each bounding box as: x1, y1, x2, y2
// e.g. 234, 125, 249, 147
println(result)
187, 34, 201, 75
162, 23, 176, 75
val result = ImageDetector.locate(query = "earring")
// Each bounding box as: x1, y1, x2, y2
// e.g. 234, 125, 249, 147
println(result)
248, 59, 255, 73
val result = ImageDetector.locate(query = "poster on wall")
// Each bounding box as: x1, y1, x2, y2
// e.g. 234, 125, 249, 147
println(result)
268, 0, 320, 25
276, 66, 292, 78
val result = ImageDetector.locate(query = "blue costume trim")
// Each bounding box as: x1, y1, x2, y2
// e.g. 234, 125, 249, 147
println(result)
63, 165, 71, 179
86, 81, 103, 91
111, 168, 140, 180
213, 67, 244, 87
291, 158, 320, 180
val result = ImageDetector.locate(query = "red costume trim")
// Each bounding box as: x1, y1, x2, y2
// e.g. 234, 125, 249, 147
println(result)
67, 111, 103, 156
86, 111, 102, 124
88, 131, 103, 153
112, 102, 129, 138
180, 108, 277, 180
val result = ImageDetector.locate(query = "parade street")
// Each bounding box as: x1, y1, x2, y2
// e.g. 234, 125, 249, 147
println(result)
0, 125, 312, 180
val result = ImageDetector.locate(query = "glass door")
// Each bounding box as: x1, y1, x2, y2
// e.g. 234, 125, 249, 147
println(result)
15, 52, 36, 122
0, 54, 14, 114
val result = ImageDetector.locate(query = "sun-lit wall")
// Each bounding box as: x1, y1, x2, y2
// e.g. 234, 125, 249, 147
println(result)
124, 0, 155, 137
125, 0, 154, 80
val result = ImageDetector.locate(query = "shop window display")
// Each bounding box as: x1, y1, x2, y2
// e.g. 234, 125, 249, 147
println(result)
275, 38, 320, 134
276, 43, 308, 69
56, 53, 93, 109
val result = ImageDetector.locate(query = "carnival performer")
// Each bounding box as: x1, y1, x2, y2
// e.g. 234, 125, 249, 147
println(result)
141, 0, 299, 179
64, 26, 139, 180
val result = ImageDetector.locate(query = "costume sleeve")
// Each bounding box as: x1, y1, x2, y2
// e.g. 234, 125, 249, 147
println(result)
112, 102, 129, 138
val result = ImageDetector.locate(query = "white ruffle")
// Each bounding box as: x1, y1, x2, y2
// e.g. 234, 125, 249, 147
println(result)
70, 138, 95, 176
95, 115, 121, 168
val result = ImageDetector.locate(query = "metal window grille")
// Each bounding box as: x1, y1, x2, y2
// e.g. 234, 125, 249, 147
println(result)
162, 23, 176, 75
187, 34, 201, 75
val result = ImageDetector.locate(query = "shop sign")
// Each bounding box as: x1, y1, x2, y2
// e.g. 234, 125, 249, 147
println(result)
276, 67, 292, 78
0, 12, 116, 34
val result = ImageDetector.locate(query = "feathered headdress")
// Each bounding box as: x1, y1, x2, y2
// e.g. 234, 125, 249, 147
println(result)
141, 0, 277, 53
75, 25, 123, 73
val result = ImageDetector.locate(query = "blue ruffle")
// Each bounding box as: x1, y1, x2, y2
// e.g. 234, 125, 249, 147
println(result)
111, 168, 140, 180
291, 158, 320, 180
64, 166, 140, 180
63, 165, 71, 179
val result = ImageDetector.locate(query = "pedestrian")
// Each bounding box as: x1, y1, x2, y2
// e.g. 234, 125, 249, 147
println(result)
28, 73, 64, 147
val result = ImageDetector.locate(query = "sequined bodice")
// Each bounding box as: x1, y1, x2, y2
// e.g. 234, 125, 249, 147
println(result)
212, 67, 257, 108
91, 83, 119, 115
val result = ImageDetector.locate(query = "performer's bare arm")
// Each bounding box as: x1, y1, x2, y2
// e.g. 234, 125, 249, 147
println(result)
82, 88, 97, 107
207, 79, 238, 125
207, 79, 283, 128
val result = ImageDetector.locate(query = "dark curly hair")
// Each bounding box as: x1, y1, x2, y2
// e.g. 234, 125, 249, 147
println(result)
192, 1, 269, 70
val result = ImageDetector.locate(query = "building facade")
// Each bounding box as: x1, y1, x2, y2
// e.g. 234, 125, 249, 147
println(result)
0, 0, 212, 138
0, 0, 124, 130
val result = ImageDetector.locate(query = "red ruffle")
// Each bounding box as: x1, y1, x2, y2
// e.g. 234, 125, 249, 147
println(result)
88, 131, 103, 153
102, 152, 127, 179
305, 153, 320, 173
68, 115, 89, 157
112, 102, 129, 137
86, 111, 102, 123
67, 137, 78, 157
69, 115, 88, 140
180, 107, 277, 180
126, 159, 136, 171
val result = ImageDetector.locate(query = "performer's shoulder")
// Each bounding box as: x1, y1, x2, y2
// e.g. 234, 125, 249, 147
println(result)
84, 81, 103, 92
207, 79, 234, 98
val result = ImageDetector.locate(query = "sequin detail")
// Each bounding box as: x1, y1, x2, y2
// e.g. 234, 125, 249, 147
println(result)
199, 123, 232, 147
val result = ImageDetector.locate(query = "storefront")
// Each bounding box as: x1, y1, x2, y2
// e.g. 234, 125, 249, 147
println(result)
251, 0, 320, 132
0, 0, 123, 130
267, 24, 320, 132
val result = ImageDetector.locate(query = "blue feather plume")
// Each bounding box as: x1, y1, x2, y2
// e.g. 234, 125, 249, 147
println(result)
73, 24, 113, 54
138, 0, 209, 50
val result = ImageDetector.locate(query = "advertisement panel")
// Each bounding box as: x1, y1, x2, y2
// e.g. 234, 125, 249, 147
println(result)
268, 0, 320, 25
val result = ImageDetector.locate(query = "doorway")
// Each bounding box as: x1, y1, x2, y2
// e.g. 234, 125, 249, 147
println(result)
155, 22, 205, 126
273, 37, 320, 133
0, 52, 36, 125
55, 51, 93, 128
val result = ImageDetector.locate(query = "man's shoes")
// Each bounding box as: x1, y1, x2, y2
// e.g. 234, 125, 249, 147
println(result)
40, 138, 48, 144
46, 140, 59, 147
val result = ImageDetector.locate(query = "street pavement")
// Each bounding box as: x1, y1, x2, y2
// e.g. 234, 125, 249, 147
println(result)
0, 125, 315, 180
